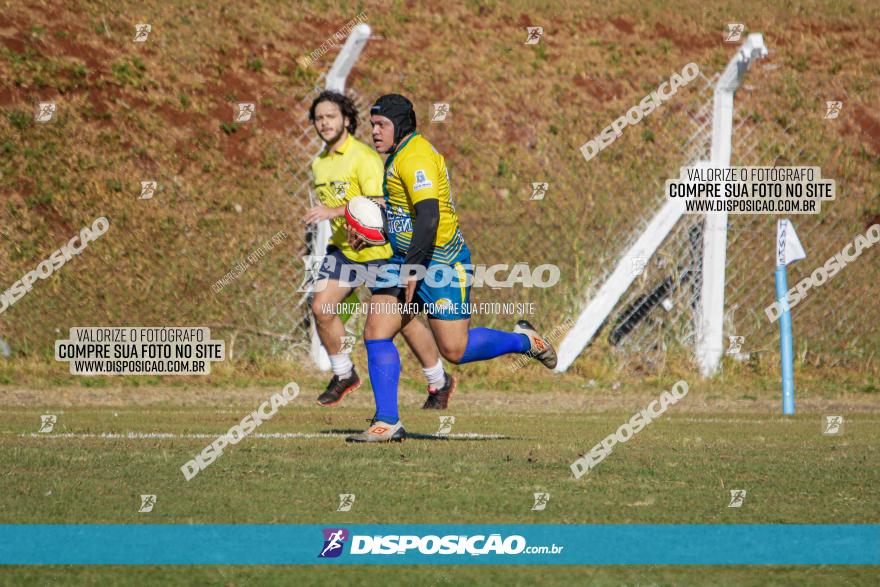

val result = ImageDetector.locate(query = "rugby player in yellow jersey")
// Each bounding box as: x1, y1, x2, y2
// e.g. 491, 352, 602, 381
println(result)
305, 91, 452, 407
344, 94, 557, 442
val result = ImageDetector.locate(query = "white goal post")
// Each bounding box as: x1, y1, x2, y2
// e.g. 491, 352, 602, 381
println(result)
555, 33, 768, 376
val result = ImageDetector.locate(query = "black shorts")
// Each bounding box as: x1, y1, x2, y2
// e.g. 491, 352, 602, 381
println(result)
316, 246, 391, 294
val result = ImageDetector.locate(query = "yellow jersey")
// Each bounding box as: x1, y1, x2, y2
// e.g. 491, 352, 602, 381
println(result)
383, 133, 467, 263
310, 133, 392, 262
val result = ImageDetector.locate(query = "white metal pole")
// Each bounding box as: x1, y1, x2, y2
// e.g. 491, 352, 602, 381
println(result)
696, 33, 767, 377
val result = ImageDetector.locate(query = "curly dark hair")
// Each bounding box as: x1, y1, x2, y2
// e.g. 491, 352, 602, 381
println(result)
309, 90, 358, 135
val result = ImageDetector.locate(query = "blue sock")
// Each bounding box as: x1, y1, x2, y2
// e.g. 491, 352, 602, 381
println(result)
459, 327, 531, 364
364, 338, 400, 424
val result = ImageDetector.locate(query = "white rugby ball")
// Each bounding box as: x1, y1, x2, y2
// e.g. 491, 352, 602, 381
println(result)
345, 196, 386, 246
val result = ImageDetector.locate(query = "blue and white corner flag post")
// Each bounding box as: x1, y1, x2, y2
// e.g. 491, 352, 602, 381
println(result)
775, 219, 806, 415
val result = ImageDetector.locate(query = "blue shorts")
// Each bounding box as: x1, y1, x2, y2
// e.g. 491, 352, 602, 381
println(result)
316, 247, 389, 295
375, 253, 473, 321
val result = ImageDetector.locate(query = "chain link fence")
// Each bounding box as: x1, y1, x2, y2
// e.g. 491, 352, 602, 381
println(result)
1, 30, 877, 376
581, 66, 879, 375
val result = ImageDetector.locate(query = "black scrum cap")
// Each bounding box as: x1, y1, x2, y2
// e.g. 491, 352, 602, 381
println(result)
370, 94, 417, 149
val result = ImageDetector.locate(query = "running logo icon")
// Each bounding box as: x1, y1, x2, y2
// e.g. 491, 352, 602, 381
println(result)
140, 180, 157, 200
530, 182, 548, 201
824, 101, 843, 119
138, 494, 157, 513
39, 415, 57, 433
436, 416, 456, 435
823, 415, 844, 435
524, 27, 544, 45
133, 24, 151, 43
726, 336, 745, 354
532, 492, 550, 511
724, 23, 745, 42
34, 102, 56, 123
337, 494, 355, 512
728, 489, 746, 508
339, 335, 356, 354
318, 528, 349, 558
235, 103, 256, 123
297, 255, 331, 293
431, 103, 450, 122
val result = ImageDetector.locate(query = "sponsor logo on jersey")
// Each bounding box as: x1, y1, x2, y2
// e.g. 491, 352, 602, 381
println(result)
413, 169, 433, 192
332, 181, 350, 199
435, 298, 453, 309
387, 205, 413, 234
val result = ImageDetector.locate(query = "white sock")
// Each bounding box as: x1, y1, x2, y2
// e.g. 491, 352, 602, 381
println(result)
329, 353, 354, 379
422, 359, 446, 391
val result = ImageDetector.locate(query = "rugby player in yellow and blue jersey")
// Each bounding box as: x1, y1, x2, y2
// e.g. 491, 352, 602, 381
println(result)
305, 91, 450, 408
345, 94, 557, 442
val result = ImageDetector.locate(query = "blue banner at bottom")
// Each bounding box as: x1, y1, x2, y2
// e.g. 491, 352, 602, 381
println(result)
1, 524, 877, 565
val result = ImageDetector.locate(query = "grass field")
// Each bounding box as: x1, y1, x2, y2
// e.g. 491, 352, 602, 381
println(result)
1, 380, 878, 584
2, 2, 879, 583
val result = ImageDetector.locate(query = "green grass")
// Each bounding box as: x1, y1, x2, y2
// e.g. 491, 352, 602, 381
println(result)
3, 400, 878, 524
3, 352, 879, 399
0, 384, 877, 583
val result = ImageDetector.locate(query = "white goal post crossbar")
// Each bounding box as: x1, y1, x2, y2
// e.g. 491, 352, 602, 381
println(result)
555, 34, 768, 375
309, 23, 373, 370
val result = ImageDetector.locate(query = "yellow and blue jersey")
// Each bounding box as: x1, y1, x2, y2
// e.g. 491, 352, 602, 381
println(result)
381, 132, 472, 320
383, 132, 469, 264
